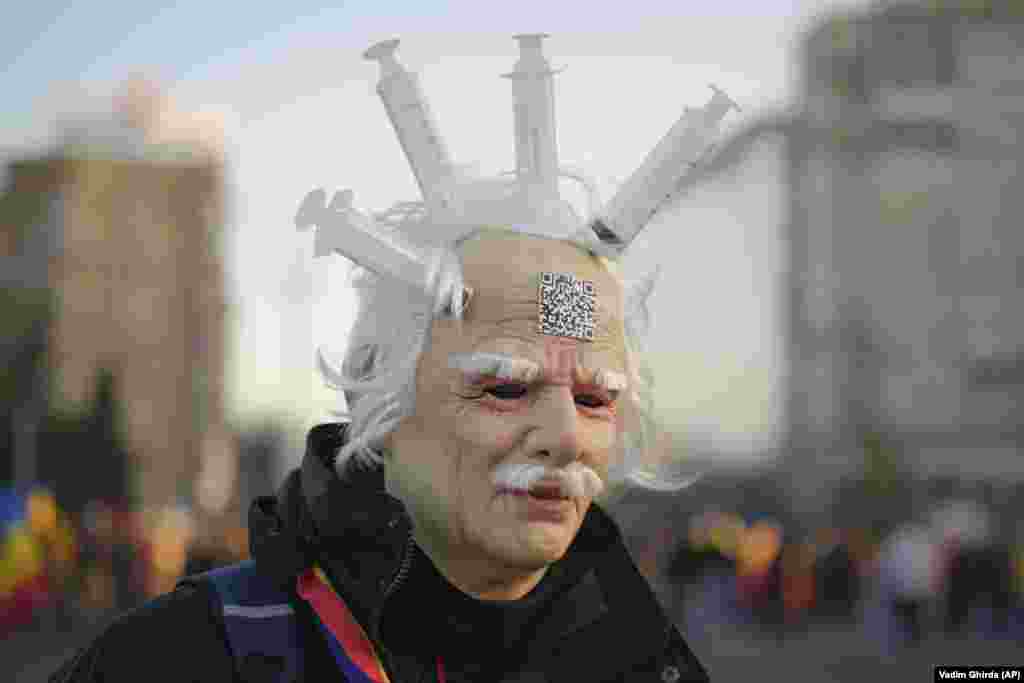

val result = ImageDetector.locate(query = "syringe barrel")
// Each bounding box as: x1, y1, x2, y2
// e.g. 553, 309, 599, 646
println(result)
507, 34, 560, 196
324, 207, 435, 293
511, 78, 559, 194
367, 41, 452, 203
596, 86, 737, 248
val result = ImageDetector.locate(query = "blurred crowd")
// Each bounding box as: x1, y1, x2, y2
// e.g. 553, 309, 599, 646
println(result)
0, 487, 246, 638
652, 502, 1024, 648
5, 481, 1024, 652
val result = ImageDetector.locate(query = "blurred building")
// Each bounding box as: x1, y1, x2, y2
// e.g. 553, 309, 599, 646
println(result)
782, 0, 1024, 518
0, 78, 234, 512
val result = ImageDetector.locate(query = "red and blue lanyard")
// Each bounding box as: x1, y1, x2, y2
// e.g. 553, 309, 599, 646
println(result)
297, 565, 446, 683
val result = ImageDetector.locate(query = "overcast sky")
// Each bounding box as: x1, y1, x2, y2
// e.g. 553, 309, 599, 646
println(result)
2, 0, 875, 458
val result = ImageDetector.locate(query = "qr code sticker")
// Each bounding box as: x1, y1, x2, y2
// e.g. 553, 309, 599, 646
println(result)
537, 272, 596, 341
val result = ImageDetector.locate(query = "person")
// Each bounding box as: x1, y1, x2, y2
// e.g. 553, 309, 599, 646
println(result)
879, 522, 935, 646
815, 529, 859, 623
51, 35, 728, 682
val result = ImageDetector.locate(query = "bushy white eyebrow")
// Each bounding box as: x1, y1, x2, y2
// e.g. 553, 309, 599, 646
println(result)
448, 352, 628, 393
447, 352, 541, 382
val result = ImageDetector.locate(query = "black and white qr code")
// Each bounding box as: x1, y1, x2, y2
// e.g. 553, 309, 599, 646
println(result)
537, 272, 596, 341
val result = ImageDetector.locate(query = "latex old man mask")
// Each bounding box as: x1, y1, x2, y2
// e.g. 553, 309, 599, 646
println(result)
382, 231, 628, 601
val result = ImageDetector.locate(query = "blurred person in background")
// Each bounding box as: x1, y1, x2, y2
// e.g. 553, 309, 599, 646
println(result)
49, 34, 729, 683
1, 488, 76, 636
877, 521, 936, 646
27, 489, 79, 631
779, 537, 815, 633
1012, 530, 1024, 632
75, 501, 120, 620
666, 510, 727, 624
940, 513, 1012, 638
108, 507, 142, 613
141, 505, 195, 600
813, 528, 859, 624
685, 511, 743, 632
734, 519, 784, 637
74, 501, 146, 619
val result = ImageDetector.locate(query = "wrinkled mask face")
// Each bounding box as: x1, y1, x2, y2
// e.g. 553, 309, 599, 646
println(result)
385, 231, 629, 579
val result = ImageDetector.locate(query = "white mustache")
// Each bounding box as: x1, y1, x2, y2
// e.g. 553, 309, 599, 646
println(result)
491, 461, 605, 499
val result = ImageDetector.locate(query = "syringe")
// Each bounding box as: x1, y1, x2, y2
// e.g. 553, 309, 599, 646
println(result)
502, 34, 562, 198
589, 84, 740, 254
365, 39, 453, 207
295, 187, 437, 295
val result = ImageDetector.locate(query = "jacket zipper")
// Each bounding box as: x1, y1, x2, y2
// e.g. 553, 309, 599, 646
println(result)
383, 529, 416, 600
371, 526, 416, 682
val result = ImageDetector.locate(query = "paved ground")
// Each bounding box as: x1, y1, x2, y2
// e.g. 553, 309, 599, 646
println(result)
684, 622, 1022, 683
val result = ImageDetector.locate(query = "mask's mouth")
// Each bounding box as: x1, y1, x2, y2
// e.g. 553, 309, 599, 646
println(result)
497, 481, 572, 501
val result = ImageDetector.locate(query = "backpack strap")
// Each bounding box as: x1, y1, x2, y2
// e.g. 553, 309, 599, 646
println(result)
179, 560, 304, 683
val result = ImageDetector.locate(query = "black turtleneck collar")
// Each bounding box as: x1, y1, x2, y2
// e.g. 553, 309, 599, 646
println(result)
381, 532, 589, 666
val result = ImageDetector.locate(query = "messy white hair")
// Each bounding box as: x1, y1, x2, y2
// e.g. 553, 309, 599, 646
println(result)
317, 227, 689, 493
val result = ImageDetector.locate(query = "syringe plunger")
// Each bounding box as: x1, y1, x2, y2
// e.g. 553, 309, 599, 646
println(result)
512, 33, 550, 63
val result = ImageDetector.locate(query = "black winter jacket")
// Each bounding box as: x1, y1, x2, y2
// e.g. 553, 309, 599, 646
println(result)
51, 424, 710, 682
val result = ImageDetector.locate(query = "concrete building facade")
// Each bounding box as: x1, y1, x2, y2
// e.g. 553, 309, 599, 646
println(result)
782, 0, 1024, 517
0, 81, 231, 511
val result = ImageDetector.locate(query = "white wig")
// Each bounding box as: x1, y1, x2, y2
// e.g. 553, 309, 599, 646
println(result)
315, 225, 687, 495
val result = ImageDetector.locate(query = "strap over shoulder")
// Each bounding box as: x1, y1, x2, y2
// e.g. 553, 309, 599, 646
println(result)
179, 560, 303, 683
